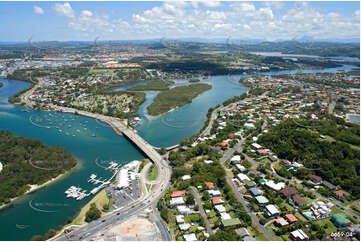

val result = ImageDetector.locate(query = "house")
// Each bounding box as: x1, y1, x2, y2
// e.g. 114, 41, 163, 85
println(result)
177, 205, 192, 215
244, 123, 255, 129
207, 189, 221, 197
289, 229, 309, 241
204, 160, 214, 164
210, 147, 222, 153
220, 212, 231, 220
205, 182, 215, 189
171, 191, 185, 198
183, 233, 197, 241
176, 215, 185, 224
249, 187, 262, 196
182, 175, 191, 181
170, 197, 185, 206
265, 180, 285, 191
323, 180, 336, 190
331, 213, 351, 227
292, 194, 307, 206
308, 174, 322, 184
255, 195, 269, 205
214, 204, 226, 213
212, 197, 224, 205
236, 228, 250, 238
281, 187, 298, 198
333, 190, 350, 202
222, 218, 242, 227
275, 216, 289, 227
237, 173, 250, 183
230, 155, 241, 164
285, 214, 298, 223
179, 223, 191, 231
248, 170, 264, 178
257, 149, 270, 156
243, 236, 256, 241
245, 181, 256, 188
280, 159, 291, 166
268, 155, 278, 162
265, 204, 280, 217
251, 143, 262, 149
236, 164, 246, 172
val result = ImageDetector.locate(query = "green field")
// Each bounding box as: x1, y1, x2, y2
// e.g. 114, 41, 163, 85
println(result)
147, 83, 212, 116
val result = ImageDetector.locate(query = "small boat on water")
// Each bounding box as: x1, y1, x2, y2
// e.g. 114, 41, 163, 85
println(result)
92, 133, 96, 137
16, 224, 28, 229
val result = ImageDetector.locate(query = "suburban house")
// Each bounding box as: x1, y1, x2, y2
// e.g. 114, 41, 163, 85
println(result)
289, 229, 309, 241
183, 233, 197, 241
275, 216, 289, 227
255, 195, 269, 205
212, 197, 224, 205
171, 191, 185, 198
333, 190, 350, 202
249, 187, 262, 196
285, 214, 298, 224
308, 174, 322, 184
205, 182, 215, 189
265, 204, 280, 217
292, 194, 307, 207
281, 187, 299, 198
323, 180, 336, 190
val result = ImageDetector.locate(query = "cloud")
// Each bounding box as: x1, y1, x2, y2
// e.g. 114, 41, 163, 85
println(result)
54, 1, 360, 40
53, 2, 75, 18
33, 6, 44, 15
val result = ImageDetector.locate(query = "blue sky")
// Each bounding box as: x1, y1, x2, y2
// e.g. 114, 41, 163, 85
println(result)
0, 1, 359, 41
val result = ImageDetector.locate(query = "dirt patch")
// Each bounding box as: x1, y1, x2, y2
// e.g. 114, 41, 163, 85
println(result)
109, 217, 154, 236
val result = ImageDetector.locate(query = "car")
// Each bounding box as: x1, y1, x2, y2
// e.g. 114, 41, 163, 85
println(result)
101, 219, 106, 222
353, 215, 358, 219
131, 205, 135, 208
116, 212, 120, 215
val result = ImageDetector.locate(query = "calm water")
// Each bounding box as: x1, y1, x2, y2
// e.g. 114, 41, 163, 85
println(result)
0, 64, 356, 240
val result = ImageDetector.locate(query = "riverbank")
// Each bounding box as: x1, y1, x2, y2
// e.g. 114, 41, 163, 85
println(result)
0, 163, 78, 211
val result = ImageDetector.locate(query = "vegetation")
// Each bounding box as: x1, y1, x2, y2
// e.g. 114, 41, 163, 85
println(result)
0, 130, 77, 205
85, 203, 101, 222
127, 80, 174, 91
147, 83, 212, 116
258, 118, 360, 198
0, 82, 3, 88
189, 79, 200, 83
147, 164, 159, 181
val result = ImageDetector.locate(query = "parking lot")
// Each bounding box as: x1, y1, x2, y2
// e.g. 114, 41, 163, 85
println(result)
106, 177, 140, 210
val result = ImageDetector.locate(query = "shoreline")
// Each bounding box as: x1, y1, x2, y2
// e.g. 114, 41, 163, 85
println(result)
0, 163, 78, 211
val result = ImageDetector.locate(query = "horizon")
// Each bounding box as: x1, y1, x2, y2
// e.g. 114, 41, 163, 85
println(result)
0, 1, 359, 42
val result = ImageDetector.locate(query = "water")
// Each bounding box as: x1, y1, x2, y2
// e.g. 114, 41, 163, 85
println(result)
250, 52, 360, 62
0, 79, 145, 241
347, 114, 360, 124
0, 64, 355, 240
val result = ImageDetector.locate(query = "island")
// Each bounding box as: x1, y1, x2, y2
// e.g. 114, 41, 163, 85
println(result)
127, 80, 174, 91
147, 83, 212, 116
0, 129, 77, 206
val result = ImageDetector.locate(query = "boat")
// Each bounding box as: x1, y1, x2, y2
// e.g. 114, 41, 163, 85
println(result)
92, 133, 96, 137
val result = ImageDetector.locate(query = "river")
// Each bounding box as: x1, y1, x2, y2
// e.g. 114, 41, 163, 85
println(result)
0, 64, 357, 240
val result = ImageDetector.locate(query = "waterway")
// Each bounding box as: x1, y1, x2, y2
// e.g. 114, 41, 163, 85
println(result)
0, 64, 357, 240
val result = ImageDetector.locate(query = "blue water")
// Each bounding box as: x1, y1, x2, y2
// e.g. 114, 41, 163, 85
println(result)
0, 64, 356, 240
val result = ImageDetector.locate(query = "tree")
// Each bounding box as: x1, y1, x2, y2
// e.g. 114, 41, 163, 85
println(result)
85, 203, 101, 222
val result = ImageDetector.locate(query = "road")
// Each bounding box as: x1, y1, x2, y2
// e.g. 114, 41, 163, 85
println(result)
191, 187, 214, 235
219, 135, 275, 241
200, 105, 223, 137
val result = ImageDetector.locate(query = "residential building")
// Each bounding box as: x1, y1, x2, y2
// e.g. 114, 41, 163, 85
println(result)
308, 174, 322, 184
249, 187, 262, 196
289, 229, 309, 241
292, 194, 307, 207
333, 190, 350, 202
323, 180, 336, 190
183, 233, 197, 241
275, 216, 289, 227
285, 214, 298, 223
265, 204, 280, 217
281, 187, 299, 198
255, 195, 269, 205
171, 191, 185, 198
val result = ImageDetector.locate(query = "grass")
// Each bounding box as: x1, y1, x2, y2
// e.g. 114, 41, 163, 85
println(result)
72, 189, 110, 225
147, 164, 159, 181
127, 80, 174, 91
88, 69, 114, 74
314, 219, 338, 234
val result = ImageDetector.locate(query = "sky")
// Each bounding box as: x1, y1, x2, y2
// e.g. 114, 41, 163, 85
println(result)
0, 1, 359, 42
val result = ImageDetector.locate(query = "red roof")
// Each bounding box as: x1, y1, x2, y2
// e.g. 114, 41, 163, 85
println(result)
205, 182, 215, 189
285, 214, 298, 223
308, 174, 322, 182
212, 197, 224, 205
171, 191, 185, 198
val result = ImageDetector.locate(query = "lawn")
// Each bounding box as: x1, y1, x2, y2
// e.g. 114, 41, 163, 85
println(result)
314, 219, 337, 234
147, 164, 159, 181
72, 189, 110, 225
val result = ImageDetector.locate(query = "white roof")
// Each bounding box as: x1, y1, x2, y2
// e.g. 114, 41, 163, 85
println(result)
177, 205, 191, 214
291, 229, 309, 240
183, 233, 197, 241
231, 155, 241, 162
117, 168, 129, 188
207, 190, 221, 196
214, 205, 226, 213
182, 175, 191, 180
265, 204, 279, 215
204, 160, 214, 164
252, 143, 262, 149
265, 180, 285, 191
220, 212, 231, 220
179, 223, 191, 231
237, 173, 250, 182
236, 164, 246, 172
170, 197, 185, 206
